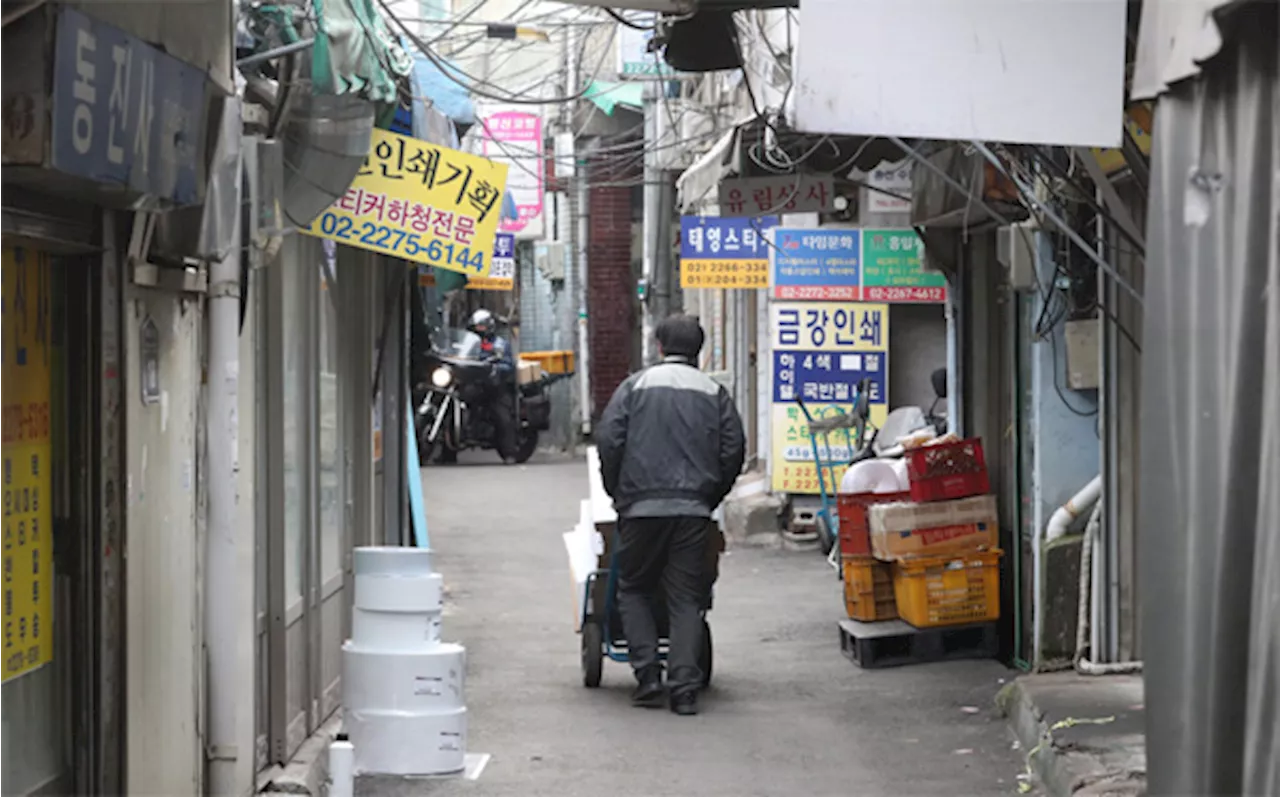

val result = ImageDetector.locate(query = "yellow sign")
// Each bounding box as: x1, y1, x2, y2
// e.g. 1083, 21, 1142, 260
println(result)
304, 129, 510, 277
2, 246, 54, 682
1092, 103, 1153, 174
680, 258, 769, 289
769, 301, 889, 495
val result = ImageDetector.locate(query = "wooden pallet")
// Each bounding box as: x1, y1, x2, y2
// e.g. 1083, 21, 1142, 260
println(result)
838, 618, 998, 669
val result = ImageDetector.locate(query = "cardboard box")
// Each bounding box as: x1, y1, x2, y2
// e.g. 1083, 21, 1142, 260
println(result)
868, 494, 998, 561
517, 359, 544, 385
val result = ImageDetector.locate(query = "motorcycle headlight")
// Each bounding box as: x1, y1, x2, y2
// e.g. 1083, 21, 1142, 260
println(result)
431, 366, 453, 388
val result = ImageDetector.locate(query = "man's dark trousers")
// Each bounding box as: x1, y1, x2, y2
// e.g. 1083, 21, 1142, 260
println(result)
616, 516, 708, 697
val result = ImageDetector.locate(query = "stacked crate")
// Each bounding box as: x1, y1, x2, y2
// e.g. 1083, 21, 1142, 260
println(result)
866, 438, 1001, 629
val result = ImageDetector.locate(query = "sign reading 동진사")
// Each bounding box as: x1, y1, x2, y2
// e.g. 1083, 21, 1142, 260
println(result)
305, 129, 510, 277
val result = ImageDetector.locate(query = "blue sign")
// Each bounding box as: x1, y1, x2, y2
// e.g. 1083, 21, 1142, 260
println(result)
51, 8, 210, 206
679, 216, 777, 260
770, 228, 861, 301
772, 349, 886, 404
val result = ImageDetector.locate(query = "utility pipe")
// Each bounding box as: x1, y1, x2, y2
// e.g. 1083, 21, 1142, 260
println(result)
206, 102, 246, 796
1045, 474, 1102, 542
235, 37, 315, 69
1075, 501, 1143, 675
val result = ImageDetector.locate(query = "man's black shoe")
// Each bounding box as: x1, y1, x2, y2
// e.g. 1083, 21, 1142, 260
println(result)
631, 671, 665, 708
670, 691, 698, 716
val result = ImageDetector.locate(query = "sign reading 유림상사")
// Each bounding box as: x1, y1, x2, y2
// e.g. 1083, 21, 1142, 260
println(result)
861, 229, 948, 303
2, 247, 55, 682
305, 129, 509, 277
718, 175, 836, 218
770, 228, 862, 301
679, 216, 777, 289
769, 301, 889, 495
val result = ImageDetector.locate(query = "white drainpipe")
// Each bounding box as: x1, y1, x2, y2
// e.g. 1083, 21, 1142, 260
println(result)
1046, 474, 1103, 543
206, 102, 245, 796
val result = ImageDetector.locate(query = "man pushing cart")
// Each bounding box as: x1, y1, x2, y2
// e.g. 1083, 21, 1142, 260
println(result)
589, 315, 746, 717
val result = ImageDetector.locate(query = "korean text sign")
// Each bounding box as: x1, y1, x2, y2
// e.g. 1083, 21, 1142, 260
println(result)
418, 233, 516, 291
861, 229, 947, 303
480, 110, 543, 237
679, 216, 777, 289
769, 301, 889, 495
2, 247, 54, 682
770, 228, 862, 301
51, 7, 210, 206
305, 129, 509, 277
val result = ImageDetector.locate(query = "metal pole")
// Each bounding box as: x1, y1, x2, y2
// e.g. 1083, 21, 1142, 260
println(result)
206, 100, 246, 796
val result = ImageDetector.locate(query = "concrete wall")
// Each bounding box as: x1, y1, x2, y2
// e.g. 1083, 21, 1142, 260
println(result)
889, 304, 947, 410
124, 288, 204, 795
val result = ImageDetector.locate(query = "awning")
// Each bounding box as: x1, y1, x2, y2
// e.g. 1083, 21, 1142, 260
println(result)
583, 79, 644, 116
311, 0, 412, 106
675, 122, 743, 213
412, 54, 477, 126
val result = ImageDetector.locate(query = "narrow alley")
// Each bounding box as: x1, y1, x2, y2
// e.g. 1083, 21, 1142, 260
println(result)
360, 456, 1026, 796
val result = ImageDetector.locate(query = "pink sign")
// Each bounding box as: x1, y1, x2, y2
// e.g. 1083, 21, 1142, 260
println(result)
481, 111, 543, 236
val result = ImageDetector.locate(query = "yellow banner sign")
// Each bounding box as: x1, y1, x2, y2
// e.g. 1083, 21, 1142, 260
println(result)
304, 129, 510, 277
680, 258, 769, 289
2, 246, 54, 682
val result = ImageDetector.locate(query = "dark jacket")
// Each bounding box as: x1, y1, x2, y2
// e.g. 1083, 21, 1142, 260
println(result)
597, 356, 746, 518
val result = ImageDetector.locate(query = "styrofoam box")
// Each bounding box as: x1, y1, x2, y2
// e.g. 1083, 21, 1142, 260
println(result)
342, 642, 466, 712
354, 546, 434, 577
346, 705, 467, 776
354, 572, 443, 613
351, 605, 442, 648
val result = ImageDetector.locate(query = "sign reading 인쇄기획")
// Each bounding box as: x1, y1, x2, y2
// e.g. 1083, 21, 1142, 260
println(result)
679, 216, 777, 289
2, 247, 55, 683
861, 228, 948, 303
305, 129, 509, 277
418, 233, 516, 291
769, 301, 889, 495
770, 228, 862, 301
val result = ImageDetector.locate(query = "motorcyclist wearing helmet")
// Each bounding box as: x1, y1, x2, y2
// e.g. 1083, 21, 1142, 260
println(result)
467, 309, 518, 463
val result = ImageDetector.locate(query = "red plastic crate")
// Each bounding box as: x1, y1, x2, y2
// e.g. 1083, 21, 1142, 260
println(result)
905, 438, 990, 502
837, 491, 910, 556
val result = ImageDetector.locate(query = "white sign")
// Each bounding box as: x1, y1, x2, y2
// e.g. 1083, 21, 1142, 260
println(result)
794, 0, 1127, 148
479, 107, 544, 239
718, 175, 837, 217
866, 159, 912, 213
617, 16, 677, 78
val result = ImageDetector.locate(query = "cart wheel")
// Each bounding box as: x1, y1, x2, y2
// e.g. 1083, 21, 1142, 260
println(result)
816, 514, 836, 556
581, 621, 603, 688
699, 621, 713, 689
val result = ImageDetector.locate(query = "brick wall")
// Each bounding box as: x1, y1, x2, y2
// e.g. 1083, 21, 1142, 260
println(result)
586, 159, 636, 419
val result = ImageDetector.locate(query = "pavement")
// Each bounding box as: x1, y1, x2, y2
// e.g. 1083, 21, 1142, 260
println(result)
358, 454, 1027, 797
997, 672, 1146, 797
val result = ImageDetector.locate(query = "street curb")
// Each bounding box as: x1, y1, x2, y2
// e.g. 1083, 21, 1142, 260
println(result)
996, 680, 1073, 797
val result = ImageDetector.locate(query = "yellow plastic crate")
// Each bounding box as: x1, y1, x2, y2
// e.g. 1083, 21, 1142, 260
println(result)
521, 350, 575, 375
842, 555, 898, 622
891, 549, 1001, 628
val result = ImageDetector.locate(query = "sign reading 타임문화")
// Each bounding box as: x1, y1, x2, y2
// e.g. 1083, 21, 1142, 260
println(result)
418, 232, 516, 291
861, 228, 947, 303
51, 7, 211, 206
679, 216, 777, 289
305, 129, 509, 277
770, 301, 889, 495
2, 247, 55, 682
770, 228, 861, 301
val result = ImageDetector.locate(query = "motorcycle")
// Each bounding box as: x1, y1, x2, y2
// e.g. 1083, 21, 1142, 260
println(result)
414, 328, 567, 465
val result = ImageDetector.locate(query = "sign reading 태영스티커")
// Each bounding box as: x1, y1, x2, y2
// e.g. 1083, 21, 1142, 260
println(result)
861, 229, 948, 303
769, 301, 889, 495
418, 233, 516, 291
679, 216, 777, 289
2, 247, 55, 683
305, 129, 509, 277
770, 228, 862, 301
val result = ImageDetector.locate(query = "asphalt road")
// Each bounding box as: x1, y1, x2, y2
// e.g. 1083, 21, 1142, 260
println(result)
359, 454, 1025, 796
